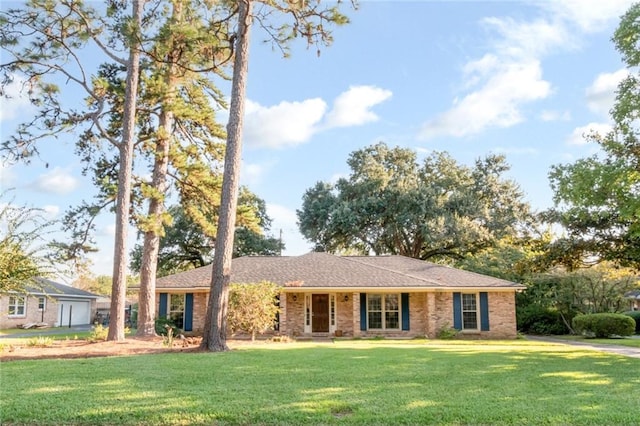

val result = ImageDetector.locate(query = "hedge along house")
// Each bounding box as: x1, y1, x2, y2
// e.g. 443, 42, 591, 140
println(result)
150, 252, 525, 339
0, 278, 100, 329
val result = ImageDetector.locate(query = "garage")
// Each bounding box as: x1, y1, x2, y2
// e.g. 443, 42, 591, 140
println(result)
57, 299, 92, 327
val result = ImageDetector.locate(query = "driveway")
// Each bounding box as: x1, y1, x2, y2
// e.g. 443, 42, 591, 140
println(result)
526, 335, 640, 359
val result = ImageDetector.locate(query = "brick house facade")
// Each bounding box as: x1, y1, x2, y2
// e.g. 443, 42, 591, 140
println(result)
150, 253, 524, 339
1, 278, 99, 329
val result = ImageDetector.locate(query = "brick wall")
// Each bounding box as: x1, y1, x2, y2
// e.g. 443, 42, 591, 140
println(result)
164, 289, 519, 339
0, 296, 97, 329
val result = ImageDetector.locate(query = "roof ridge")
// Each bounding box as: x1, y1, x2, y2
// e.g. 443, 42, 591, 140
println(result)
341, 255, 444, 287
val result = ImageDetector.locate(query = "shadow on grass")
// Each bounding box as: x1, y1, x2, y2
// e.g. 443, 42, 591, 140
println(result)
2, 343, 639, 425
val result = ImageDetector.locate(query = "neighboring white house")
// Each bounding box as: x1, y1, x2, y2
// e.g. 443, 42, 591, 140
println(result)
0, 278, 100, 329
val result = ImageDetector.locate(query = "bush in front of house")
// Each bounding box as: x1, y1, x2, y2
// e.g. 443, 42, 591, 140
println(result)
155, 318, 181, 337
572, 313, 635, 338
623, 311, 640, 334
517, 305, 569, 335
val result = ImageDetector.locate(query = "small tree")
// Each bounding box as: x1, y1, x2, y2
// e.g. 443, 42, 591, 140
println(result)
0, 198, 60, 292
227, 281, 280, 341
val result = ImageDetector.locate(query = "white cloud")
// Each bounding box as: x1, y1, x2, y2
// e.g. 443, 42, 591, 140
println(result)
242, 85, 392, 150
266, 203, 311, 255
243, 98, 327, 149
241, 161, 271, 187
42, 205, 60, 218
94, 223, 116, 238
0, 75, 34, 123
540, 110, 571, 122
420, 60, 551, 139
0, 162, 16, 188
31, 167, 79, 195
324, 86, 392, 128
586, 69, 628, 117
542, 0, 635, 33
420, 2, 632, 140
567, 122, 612, 145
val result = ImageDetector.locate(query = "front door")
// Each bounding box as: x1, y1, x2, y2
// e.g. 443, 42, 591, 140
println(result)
312, 294, 329, 332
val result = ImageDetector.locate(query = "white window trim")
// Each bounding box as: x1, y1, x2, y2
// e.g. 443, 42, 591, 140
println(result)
38, 297, 47, 311
8, 296, 26, 317
366, 293, 401, 331
168, 294, 185, 328
461, 293, 479, 331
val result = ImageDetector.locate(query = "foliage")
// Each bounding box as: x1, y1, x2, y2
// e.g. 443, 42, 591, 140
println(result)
26, 336, 54, 347
517, 304, 568, 335
623, 311, 640, 333
572, 313, 635, 338
542, 3, 640, 269
0, 197, 61, 292
129, 204, 283, 276
87, 324, 109, 343
436, 323, 459, 339
227, 281, 281, 341
155, 318, 181, 336
517, 265, 638, 333
297, 142, 534, 262
2, 342, 640, 425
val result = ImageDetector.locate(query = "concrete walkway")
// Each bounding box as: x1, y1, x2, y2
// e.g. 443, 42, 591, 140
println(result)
526, 335, 640, 359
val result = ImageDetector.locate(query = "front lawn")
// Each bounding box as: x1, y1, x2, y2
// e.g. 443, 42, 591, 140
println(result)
1, 340, 638, 425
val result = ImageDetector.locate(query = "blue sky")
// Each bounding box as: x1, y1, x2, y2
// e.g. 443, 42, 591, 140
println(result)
0, 0, 635, 278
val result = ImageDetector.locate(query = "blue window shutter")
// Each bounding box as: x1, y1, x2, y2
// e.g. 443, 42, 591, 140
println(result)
360, 293, 367, 331
453, 292, 462, 330
480, 292, 490, 331
184, 293, 194, 332
401, 293, 410, 331
159, 293, 168, 318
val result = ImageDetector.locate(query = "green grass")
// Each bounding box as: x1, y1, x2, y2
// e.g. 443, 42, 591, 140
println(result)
1, 340, 638, 425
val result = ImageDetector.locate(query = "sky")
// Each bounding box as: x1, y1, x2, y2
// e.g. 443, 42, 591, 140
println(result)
0, 0, 636, 279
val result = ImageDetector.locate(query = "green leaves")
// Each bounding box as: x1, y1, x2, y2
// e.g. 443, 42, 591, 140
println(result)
297, 142, 532, 261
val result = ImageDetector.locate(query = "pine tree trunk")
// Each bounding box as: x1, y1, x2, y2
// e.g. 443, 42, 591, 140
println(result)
136, 1, 181, 338
202, 0, 252, 352
136, 111, 172, 337
108, 0, 144, 342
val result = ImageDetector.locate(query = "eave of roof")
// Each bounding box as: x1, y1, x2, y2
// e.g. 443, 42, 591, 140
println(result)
146, 252, 525, 291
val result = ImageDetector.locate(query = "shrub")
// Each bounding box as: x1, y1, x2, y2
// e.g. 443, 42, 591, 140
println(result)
572, 313, 635, 338
436, 323, 459, 339
26, 336, 53, 347
517, 305, 568, 335
623, 311, 640, 334
155, 318, 181, 336
87, 324, 109, 342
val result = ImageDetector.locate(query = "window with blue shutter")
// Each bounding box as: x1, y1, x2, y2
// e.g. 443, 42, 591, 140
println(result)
360, 293, 367, 331
401, 293, 410, 331
159, 293, 168, 318
184, 293, 194, 332
453, 292, 462, 330
480, 292, 490, 331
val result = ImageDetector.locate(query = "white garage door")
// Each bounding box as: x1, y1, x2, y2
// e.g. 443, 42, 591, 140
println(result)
57, 300, 91, 326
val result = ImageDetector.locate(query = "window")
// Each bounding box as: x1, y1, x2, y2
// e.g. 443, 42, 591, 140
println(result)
367, 294, 400, 330
38, 297, 46, 311
8, 296, 26, 317
462, 293, 478, 330
169, 294, 185, 329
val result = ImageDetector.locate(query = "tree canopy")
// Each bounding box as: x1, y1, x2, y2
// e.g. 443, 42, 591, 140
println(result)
297, 142, 534, 262
0, 198, 60, 292
544, 2, 640, 270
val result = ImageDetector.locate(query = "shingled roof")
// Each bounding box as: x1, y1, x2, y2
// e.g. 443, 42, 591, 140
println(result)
153, 252, 524, 291
22, 277, 100, 299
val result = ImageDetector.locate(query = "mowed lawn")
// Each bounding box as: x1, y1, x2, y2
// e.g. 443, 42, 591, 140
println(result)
1, 340, 638, 425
